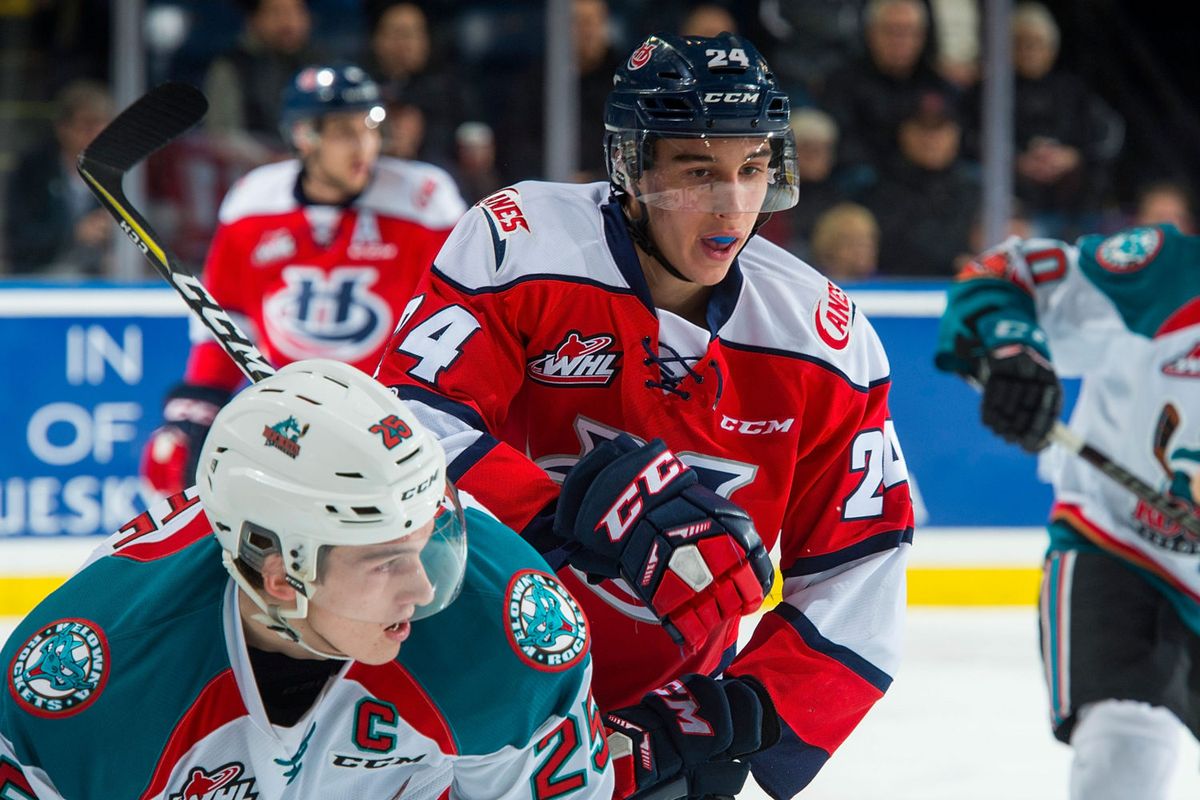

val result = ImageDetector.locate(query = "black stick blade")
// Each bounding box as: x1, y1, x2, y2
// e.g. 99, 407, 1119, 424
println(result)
81, 82, 208, 173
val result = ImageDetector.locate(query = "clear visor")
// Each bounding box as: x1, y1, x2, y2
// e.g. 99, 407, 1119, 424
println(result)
306, 482, 467, 625
622, 134, 798, 214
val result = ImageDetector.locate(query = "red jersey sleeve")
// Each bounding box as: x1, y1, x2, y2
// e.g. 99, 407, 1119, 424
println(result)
727, 322, 913, 797
182, 221, 254, 392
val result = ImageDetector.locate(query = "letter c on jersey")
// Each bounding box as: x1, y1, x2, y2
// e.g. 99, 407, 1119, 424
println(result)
354, 698, 399, 753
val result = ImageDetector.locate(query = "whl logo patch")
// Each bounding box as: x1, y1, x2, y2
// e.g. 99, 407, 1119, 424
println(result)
527, 331, 621, 386
263, 415, 309, 458
1163, 342, 1200, 378
8, 618, 108, 717
169, 762, 258, 800
505, 571, 589, 671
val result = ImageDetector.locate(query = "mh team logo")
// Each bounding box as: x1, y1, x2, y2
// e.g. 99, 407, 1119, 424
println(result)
263, 415, 309, 458
8, 618, 108, 717
505, 571, 589, 672
1095, 226, 1163, 273
527, 331, 621, 386
263, 266, 393, 363
169, 762, 259, 800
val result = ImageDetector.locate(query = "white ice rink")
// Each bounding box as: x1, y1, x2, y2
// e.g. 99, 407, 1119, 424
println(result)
4, 607, 1200, 799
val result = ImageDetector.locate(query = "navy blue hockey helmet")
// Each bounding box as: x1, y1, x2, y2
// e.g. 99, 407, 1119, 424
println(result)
604, 32, 798, 213
280, 63, 386, 146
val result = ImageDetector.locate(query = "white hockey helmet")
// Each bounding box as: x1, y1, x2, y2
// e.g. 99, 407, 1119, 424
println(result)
197, 359, 466, 650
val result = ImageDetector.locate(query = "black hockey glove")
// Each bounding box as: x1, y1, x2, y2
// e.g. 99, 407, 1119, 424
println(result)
606, 674, 780, 800
977, 343, 1062, 453
554, 435, 774, 653
140, 382, 232, 495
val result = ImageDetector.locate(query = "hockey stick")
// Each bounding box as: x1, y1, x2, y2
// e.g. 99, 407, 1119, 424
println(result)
1047, 421, 1200, 538
76, 82, 275, 383
1153, 402, 1181, 477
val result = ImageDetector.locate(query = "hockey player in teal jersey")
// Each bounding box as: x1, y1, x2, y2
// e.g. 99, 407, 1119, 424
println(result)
0, 359, 613, 800
936, 224, 1200, 800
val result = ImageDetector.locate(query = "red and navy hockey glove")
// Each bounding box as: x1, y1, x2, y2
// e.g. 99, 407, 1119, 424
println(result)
606, 674, 780, 800
554, 434, 773, 652
977, 343, 1062, 453
140, 382, 231, 496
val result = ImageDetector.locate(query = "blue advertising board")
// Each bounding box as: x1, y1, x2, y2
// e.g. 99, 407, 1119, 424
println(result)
0, 281, 1066, 538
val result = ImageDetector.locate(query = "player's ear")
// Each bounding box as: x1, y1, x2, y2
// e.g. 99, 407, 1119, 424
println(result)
291, 121, 319, 154
259, 552, 297, 604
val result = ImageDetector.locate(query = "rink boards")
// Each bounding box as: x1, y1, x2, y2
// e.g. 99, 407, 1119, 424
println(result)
0, 283, 1057, 615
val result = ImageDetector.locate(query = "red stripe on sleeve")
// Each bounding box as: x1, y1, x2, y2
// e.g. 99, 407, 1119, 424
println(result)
139, 669, 246, 799
726, 613, 885, 754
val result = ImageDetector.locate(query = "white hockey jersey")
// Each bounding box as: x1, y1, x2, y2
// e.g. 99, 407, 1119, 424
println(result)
937, 224, 1200, 627
0, 491, 613, 800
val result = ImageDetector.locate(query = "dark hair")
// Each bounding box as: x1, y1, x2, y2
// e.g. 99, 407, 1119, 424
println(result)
237, 0, 310, 15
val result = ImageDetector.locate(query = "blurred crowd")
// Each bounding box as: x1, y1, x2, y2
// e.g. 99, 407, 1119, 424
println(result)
0, 0, 1194, 282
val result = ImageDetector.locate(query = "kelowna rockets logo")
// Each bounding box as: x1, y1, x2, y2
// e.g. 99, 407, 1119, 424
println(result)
263, 266, 392, 362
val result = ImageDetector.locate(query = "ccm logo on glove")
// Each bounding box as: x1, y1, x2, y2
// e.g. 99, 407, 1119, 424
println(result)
597, 450, 686, 543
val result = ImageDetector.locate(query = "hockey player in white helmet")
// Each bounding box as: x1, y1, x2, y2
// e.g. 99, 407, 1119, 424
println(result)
0, 359, 613, 800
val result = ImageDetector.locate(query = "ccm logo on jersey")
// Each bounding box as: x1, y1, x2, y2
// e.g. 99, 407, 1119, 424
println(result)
814, 280, 854, 350
528, 331, 622, 386
720, 415, 794, 435
479, 188, 530, 238
596, 450, 684, 543
702, 91, 760, 103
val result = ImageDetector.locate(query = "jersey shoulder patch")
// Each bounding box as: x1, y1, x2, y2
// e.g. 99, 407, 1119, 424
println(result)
217, 160, 302, 224
361, 157, 466, 228
437, 180, 627, 293
398, 506, 588, 755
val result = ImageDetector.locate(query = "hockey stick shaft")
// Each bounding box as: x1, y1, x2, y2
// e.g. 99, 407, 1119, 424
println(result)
76, 83, 275, 384
1048, 421, 1200, 537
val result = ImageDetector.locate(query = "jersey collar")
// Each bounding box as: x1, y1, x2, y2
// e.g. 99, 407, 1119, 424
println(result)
600, 195, 744, 336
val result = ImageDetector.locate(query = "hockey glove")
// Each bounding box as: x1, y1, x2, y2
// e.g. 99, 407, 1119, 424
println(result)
606, 674, 780, 800
977, 343, 1062, 453
554, 435, 773, 652
140, 382, 231, 496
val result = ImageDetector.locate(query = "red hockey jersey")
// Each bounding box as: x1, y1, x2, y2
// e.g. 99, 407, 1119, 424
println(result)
375, 181, 914, 798
185, 156, 466, 389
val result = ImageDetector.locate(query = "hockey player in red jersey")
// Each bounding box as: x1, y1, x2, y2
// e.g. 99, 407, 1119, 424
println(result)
141, 63, 466, 494
375, 32, 914, 799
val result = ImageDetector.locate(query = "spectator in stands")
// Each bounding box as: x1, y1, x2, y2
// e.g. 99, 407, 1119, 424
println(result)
500, 0, 619, 183
203, 0, 322, 156
450, 122, 501, 206
810, 203, 881, 282
753, 0, 866, 103
380, 90, 426, 160
757, 108, 854, 258
862, 88, 980, 276
680, 3, 737, 37
1131, 180, 1195, 235
818, 0, 952, 177
4, 80, 114, 276
929, 0, 979, 89
364, 0, 479, 169
978, 2, 1124, 240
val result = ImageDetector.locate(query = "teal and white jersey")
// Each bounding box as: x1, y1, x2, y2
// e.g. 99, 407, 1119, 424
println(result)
1, 490, 612, 800
936, 224, 1200, 623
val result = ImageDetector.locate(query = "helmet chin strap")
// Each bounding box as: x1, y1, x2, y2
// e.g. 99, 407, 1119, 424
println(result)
223, 551, 352, 661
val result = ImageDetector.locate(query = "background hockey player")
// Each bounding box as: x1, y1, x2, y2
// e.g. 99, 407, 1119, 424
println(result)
935, 223, 1200, 800
141, 62, 466, 496
375, 32, 914, 799
1, 359, 614, 799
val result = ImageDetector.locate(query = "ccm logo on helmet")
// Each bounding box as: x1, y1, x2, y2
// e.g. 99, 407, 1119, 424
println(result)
595, 451, 685, 543
814, 281, 854, 351
401, 469, 440, 501
702, 92, 760, 103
